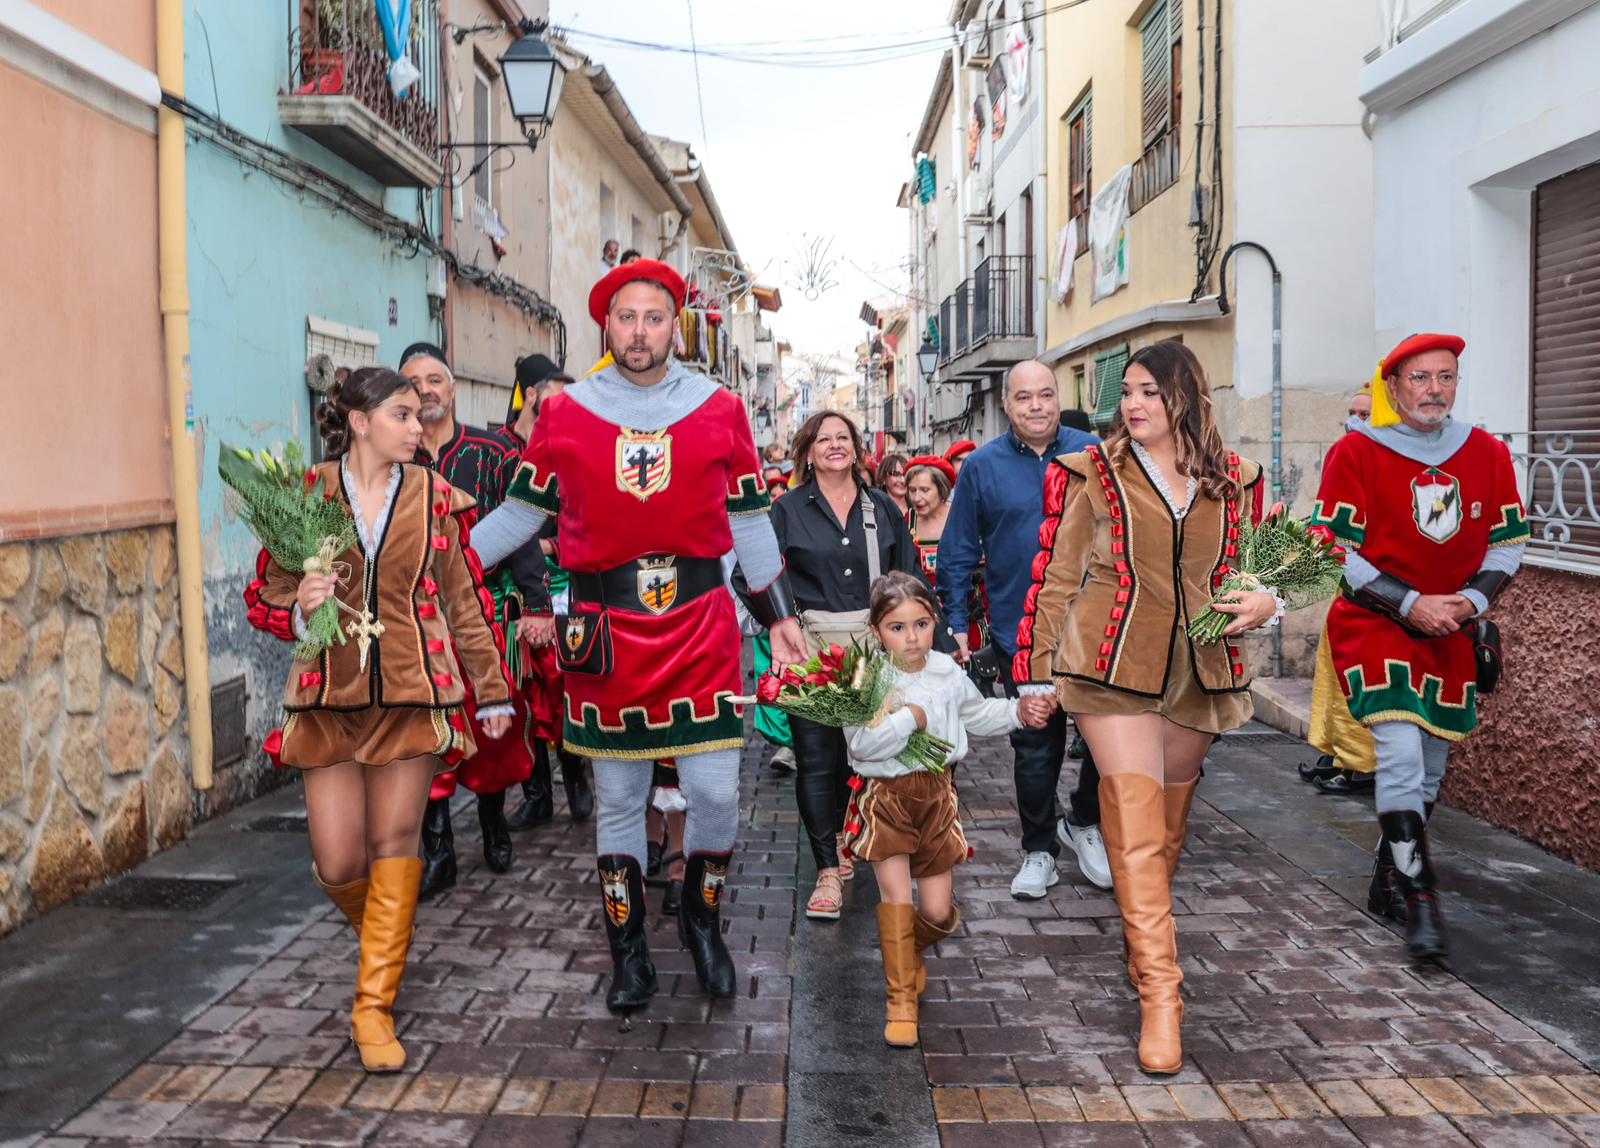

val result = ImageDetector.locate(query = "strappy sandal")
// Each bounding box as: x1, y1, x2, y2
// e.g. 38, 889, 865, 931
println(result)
806, 869, 844, 920
837, 834, 855, 881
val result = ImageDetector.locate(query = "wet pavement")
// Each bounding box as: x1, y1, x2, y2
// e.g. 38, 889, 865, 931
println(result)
4, 719, 1600, 1147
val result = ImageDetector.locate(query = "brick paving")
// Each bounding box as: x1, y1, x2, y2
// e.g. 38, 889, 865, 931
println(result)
27, 724, 1600, 1147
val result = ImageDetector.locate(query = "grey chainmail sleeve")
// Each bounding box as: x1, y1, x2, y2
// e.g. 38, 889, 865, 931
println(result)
469, 499, 548, 569
729, 511, 784, 594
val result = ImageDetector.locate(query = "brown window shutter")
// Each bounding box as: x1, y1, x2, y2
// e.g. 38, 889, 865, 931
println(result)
1533, 161, 1600, 433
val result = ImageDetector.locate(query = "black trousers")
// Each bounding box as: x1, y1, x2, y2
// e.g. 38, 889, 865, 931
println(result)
788, 714, 853, 871
996, 654, 1101, 856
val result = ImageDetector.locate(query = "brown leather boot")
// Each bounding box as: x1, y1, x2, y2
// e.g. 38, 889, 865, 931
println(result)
312, 864, 367, 935
1101, 775, 1183, 1075
351, 856, 423, 1073
1128, 776, 1199, 988
878, 903, 919, 1047
912, 906, 960, 998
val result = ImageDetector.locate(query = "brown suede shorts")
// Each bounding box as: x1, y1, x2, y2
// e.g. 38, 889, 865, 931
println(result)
279, 706, 471, 770
846, 770, 968, 878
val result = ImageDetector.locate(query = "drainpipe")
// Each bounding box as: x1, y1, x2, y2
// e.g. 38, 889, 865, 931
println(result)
156, 0, 213, 789
1217, 240, 1282, 679
948, 32, 968, 282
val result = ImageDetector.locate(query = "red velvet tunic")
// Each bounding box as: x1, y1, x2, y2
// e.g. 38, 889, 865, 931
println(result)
1313, 428, 1529, 740
507, 389, 768, 759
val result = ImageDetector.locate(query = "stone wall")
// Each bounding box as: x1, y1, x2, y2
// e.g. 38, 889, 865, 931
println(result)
0, 528, 193, 934
1447, 565, 1600, 872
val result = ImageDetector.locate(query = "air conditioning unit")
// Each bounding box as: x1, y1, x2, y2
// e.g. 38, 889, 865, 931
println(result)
964, 171, 992, 223
964, 20, 994, 66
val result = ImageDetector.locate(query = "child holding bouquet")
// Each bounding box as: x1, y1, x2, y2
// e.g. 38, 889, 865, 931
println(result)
843, 572, 1052, 1048
241, 367, 514, 1074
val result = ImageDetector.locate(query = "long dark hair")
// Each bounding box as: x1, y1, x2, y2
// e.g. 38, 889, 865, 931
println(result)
791, 410, 866, 485
1103, 340, 1235, 502
318, 366, 417, 457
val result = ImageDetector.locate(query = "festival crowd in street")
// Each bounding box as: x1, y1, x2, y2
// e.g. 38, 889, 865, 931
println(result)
243, 255, 1525, 1080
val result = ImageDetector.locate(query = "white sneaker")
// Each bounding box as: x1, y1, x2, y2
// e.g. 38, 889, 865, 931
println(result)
769, 746, 796, 773
1010, 851, 1060, 900
1058, 817, 1113, 890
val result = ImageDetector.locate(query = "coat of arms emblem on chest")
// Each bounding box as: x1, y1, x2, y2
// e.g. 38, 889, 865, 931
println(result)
615, 429, 672, 501
1411, 468, 1463, 544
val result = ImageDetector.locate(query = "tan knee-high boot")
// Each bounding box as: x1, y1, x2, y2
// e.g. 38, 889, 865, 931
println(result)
1101, 775, 1183, 1074
878, 903, 920, 1047
912, 906, 961, 997
351, 856, 423, 1073
1127, 776, 1199, 988
312, 864, 367, 935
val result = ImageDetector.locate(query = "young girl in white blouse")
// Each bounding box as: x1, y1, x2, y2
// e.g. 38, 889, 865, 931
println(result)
845, 572, 1051, 1048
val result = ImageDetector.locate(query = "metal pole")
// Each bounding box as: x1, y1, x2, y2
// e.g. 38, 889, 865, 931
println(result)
1216, 240, 1283, 677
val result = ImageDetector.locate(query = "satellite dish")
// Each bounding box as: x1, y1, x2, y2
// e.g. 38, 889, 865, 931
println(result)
306, 354, 337, 394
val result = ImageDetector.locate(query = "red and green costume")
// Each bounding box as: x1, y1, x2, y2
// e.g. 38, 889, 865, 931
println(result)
1313, 427, 1528, 740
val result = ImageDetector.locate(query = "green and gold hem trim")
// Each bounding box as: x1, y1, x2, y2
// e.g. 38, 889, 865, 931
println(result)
1344, 659, 1477, 739
726, 472, 772, 517
507, 461, 561, 515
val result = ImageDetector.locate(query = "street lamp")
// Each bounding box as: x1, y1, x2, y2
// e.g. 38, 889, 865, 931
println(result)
917, 339, 938, 382
499, 26, 566, 148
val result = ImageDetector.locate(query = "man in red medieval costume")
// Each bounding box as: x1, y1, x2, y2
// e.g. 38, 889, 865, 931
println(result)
400, 343, 539, 896
470, 260, 805, 1012
1312, 333, 1528, 962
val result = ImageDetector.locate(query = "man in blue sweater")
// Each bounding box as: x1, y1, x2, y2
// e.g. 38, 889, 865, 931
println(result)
939, 361, 1110, 899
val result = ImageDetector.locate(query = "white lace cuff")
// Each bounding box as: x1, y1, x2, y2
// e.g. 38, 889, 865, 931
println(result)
291, 604, 310, 641
1261, 587, 1287, 629
1016, 683, 1056, 698
475, 704, 516, 721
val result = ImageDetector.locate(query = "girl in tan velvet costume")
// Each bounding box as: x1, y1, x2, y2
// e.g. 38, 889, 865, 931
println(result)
1013, 341, 1282, 1074
244, 367, 513, 1072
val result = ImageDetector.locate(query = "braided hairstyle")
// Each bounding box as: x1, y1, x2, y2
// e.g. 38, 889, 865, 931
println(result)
317, 366, 417, 457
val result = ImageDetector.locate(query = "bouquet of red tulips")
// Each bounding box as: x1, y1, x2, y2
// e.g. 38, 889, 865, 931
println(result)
1188, 501, 1347, 644
750, 642, 955, 772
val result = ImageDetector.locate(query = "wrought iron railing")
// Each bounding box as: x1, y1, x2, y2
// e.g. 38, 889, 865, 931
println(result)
1500, 428, 1600, 567
287, 0, 441, 156
1129, 131, 1181, 215
936, 257, 1034, 368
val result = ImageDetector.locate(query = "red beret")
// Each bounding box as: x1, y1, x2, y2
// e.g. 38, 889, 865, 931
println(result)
907, 455, 958, 488
1382, 333, 1464, 376
945, 439, 978, 462
588, 259, 687, 327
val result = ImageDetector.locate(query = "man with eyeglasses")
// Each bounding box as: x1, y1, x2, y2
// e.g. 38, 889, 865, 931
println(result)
1311, 334, 1529, 963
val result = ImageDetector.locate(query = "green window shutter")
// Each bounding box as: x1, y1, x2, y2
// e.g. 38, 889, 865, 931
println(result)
1140, 0, 1172, 148
1092, 344, 1130, 429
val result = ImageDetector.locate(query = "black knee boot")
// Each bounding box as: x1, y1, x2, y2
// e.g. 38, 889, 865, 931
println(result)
560, 747, 594, 821
418, 798, 457, 899
1379, 810, 1446, 961
679, 852, 737, 998
1366, 834, 1405, 922
507, 743, 554, 830
598, 854, 657, 1012
477, 790, 513, 873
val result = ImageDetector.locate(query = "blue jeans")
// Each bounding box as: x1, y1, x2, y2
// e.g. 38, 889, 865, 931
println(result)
997, 655, 1101, 855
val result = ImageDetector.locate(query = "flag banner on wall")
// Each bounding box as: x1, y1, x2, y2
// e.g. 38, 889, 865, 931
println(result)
1054, 223, 1077, 303
1090, 165, 1132, 302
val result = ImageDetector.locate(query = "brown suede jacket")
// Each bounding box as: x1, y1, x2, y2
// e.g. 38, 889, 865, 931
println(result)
244, 461, 512, 713
1015, 444, 1265, 698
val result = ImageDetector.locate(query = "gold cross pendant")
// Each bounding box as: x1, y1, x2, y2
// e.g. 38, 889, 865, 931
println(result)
345, 610, 386, 672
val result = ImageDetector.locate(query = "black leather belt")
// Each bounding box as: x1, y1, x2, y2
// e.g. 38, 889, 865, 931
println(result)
569, 555, 723, 616
1339, 587, 1433, 640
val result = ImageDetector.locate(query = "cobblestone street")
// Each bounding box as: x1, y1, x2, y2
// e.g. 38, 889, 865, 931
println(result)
10, 723, 1600, 1147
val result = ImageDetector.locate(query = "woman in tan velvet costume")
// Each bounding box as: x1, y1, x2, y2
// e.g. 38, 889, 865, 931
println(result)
244, 367, 513, 1073
1012, 341, 1281, 1074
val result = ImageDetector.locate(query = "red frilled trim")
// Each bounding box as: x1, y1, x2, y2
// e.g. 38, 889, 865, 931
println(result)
1011, 458, 1075, 684
454, 509, 514, 699
243, 549, 295, 640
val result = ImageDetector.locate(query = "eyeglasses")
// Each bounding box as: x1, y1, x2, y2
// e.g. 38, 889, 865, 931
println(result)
1401, 371, 1459, 387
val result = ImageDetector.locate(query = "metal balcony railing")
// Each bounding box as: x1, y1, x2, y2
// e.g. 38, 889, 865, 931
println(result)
1129, 131, 1181, 215
1500, 428, 1600, 569
288, 0, 441, 158
936, 256, 1035, 369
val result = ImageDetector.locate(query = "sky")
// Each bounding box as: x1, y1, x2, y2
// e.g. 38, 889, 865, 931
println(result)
550, 0, 951, 358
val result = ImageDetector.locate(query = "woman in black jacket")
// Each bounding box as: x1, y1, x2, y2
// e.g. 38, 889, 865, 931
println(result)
771, 411, 948, 921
